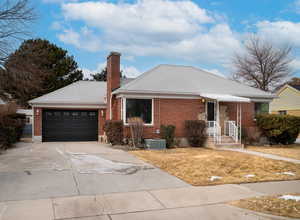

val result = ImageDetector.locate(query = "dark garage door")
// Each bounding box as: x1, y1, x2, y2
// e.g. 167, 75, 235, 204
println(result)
42, 109, 98, 142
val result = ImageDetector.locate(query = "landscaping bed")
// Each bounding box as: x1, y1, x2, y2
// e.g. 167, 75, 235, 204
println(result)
247, 144, 300, 160
131, 148, 300, 186
230, 194, 300, 218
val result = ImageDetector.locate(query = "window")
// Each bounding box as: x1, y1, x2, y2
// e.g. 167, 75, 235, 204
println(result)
254, 102, 269, 115
63, 112, 70, 116
278, 110, 287, 115
89, 112, 96, 117
72, 112, 79, 116
125, 98, 153, 124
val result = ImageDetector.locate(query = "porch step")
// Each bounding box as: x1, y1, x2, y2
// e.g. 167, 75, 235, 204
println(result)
220, 136, 235, 143
215, 143, 244, 149
206, 136, 244, 149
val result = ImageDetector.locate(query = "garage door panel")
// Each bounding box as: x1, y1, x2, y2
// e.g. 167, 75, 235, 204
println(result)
42, 110, 98, 142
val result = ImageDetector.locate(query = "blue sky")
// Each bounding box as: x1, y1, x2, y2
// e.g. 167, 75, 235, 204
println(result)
32, 0, 300, 78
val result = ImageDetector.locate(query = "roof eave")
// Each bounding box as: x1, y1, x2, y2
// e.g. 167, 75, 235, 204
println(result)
114, 89, 276, 99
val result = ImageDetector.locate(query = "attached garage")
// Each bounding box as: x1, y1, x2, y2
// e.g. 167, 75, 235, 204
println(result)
42, 109, 98, 142
29, 81, 107, 142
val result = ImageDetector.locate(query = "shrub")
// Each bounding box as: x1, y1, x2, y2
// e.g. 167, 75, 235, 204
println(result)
128, 117, 144, 148
104, 120, 123, 145
160, 124, 176, 148
0, 112, 26, 150
256, 114, 300, 145
242, 126, 262, 144
184, 120, 207, 147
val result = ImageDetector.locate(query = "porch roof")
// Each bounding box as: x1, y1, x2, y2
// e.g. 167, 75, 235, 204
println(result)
200, 93, 250, 102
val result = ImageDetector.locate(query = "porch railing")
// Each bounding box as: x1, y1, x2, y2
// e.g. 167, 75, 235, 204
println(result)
207, 121, 221, 143
224, 120, 238, 143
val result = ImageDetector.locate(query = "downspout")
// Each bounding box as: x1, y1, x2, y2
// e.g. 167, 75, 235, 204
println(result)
109, 94, 113, 120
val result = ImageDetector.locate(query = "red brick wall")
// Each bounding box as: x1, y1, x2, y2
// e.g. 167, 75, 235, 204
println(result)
119, 99, 257, 139
122, 98, 205, 138
221, 102, 256, 127
98, 108, 106, 135
33, 107, 42, 136
106, 52, 121, 120
159, 99, 205, 137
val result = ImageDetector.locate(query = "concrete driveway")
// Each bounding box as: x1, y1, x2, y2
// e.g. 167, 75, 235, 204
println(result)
0, 141, 187, 202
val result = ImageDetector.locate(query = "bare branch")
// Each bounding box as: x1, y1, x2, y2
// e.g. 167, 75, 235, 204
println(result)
232, 36, 293, 91
0, 0, 36, 66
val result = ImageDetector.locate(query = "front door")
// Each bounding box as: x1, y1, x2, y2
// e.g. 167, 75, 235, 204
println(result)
207, 101, 215, 121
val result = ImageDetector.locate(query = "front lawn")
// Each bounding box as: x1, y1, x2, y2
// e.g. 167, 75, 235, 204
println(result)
230, 194, 300, 218
247, 144, 300, 160
131, 148, 300, 186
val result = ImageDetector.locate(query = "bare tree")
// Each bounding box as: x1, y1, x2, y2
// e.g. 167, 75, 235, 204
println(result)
0, 0, 35, 65
232, 37, 293, 91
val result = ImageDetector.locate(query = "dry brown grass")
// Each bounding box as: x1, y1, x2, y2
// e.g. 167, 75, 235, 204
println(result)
247, 144, 300, 160
131, 148, 300, 186
230, 194, 300, 218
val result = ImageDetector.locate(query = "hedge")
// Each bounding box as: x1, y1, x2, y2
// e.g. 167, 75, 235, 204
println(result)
104, 120, 124, 145
256, 114, 300, 145
0, 113, 26, 150
184, 120, 207, 147
160, 125, 176, 148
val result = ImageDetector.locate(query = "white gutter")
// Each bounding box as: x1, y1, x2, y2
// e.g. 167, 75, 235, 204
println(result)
200, 93, 251, 103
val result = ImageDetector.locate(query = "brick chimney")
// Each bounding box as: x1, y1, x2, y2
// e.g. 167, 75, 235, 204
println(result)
106, 52, 121, 120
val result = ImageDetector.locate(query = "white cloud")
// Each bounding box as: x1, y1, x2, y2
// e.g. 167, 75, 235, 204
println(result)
122, 66, 141, 78
43, 0, 78, 3
58, 0, 242, 65
202, 68, 225, 78
256, 21, 300, 47
62, 0, 213, 39
57, 27, 101, 52
290, 59, 300, 71
51, 21, 63, 30
295, 0, 300, 14
82, 62, 141, 79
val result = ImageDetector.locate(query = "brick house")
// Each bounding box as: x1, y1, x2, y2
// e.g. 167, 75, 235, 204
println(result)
29, 52, 275, 145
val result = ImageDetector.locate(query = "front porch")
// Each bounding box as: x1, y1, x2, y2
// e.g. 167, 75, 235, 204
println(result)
202, 95, 250, 148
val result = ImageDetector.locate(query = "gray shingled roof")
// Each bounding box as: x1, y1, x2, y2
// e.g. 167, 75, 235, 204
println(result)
290, 85, 300, 91
115, 64, 275, 99
29, 81, 106, 105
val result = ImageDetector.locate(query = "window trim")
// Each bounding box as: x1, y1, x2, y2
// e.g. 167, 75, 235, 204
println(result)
122, 97, 154, 126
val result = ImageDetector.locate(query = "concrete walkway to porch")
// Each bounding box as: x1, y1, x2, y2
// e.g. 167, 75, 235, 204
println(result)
219, 147, 300, 164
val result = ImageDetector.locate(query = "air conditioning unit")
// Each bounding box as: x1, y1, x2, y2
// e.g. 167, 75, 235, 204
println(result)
145, 139, 166, 150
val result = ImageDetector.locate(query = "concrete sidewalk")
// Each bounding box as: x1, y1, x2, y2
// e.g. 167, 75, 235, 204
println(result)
220, 147, 300, 164
1, 181, 299, 220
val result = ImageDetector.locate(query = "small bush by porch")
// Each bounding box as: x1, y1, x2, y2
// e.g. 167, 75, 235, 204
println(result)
131, 148, 300, 186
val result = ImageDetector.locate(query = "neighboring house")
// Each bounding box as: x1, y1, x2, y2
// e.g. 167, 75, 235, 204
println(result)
16, 109, 33, 137
29, 52, 275, 145
0, 98, 6, 105
270, 84, 300, 116
16, 109, 33, 124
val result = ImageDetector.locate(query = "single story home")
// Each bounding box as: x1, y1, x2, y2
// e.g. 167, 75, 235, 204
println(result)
270, 84, 300, 116
29, 52, 275, 146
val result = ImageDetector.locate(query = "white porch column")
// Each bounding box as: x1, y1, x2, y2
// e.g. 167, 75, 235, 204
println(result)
239, 103, 242, 144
